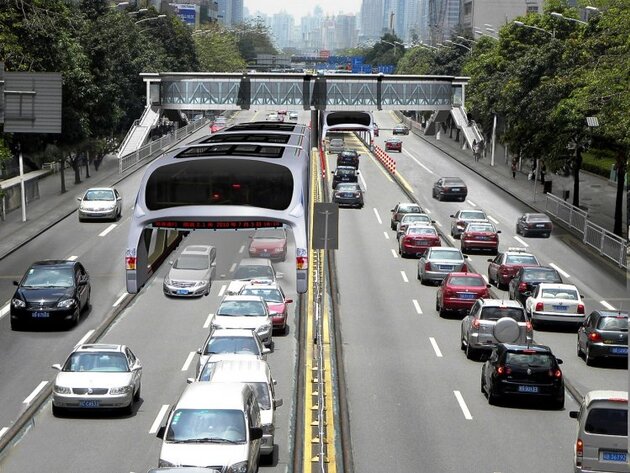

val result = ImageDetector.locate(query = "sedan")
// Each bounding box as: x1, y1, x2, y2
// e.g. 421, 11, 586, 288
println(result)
396, 213, 434, 240
487, 248, 540, 290
385, 137, 402, 152
248, 227, 288, 262
10, 259, 91, 330
331, 166, 359, 189
209, 116, 228, 133
196, 328, 269, 375
417, 247, 468, 285
432, 177, 468, 202
516, 213, 553, 237
390, 202, 423, 230
481, 343, 564, 409
399, 225, 440, 258
450, 209, 489, 239
393, 124, 410, 135
436, 272, 490, 317
77, 187, 122, 222
240, 282, 293, 334
577, 310, 628, 365
461, 222, 500, 254
508, 266, 563, 306
333, 183, 364, 208
52, 343, 142, 416
524, 283, 585, 328
163, 245, 216, 297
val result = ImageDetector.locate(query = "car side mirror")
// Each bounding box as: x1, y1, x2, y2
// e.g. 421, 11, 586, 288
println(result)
463, 255, 469, 259
356, 170, 360, 174
157, 425, 166, 439
186, 377, 194, 384
117, 196, 122, 201
263, 347, 271, 355
331, 170, 335, 174
249, 427, 263, 440
285, 299, 293, 304
569, 411, 578, 419
274, 398, 283, 408
52, 363, 62, 370
486, 284, 491, 288
487, 258, 493, 262
431, 220, 436, 224
450, 214, 456, 218
76, 197, 82, 202
196, 348, 202, 354
13, 280, 19, 286
497, 230, 502, 234
168, 261, 173, 265
390, 209, 395, 212
556, 358, 563, 365
211, 262, 216, 267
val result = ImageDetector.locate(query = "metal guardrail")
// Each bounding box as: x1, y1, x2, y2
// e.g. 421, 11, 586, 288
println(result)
117, 118, 140, 159
118, 118, 209, 173
545, 192, 628, 268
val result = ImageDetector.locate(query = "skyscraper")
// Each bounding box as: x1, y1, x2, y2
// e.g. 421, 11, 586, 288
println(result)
216, 0, 244, 26
359, 0, 384, 42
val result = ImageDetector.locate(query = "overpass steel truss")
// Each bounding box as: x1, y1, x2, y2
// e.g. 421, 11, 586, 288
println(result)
142, 72, 468, 112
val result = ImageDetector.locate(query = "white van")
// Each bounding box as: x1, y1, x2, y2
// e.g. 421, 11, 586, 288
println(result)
204, 359, 283, 458
569, 390, 628, 473
157, 383, 262, 472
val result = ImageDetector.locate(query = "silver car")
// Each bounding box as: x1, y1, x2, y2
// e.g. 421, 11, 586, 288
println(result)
396, 213, 435, 240
460, 299, 533, 360
195, 328, 269, 375
51, 343, 142, 416
211, 295, 273, 346
450, 209, 489, 239
163, 245, 216, 297
417, 247, 468, 284
226, 258, 278, 295
77, 187, 122, 222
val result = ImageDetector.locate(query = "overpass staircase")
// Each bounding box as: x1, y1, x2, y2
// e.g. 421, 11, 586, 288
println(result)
424, 106, 483, 149
117, 105, 160, 159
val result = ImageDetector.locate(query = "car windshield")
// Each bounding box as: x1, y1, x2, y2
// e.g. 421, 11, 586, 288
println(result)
540, 288, 578, 300
449, 276, 485, 287
166, 409, 246, 443
83, 189, 114, 201
337, 184, 359, 191
408, 227, 436, 236
249, 382, 272, 410
22, 267, 74, 288
522, 269, 560, 282
505, 352, 553, 368
63, 352, 129, 372
585, 408, 628, 436
215, 117, 227, 124
204, 336, 260, 356
253, 229, 285, 239
217, 301, 267, 316
336, 168, 354, 176
598, 316, 628, 331
467, 224, 494, 232
233, 265, 273, 280
505, 255, 538, 265
460, 211, 486, 220
429, 249, 462, 260
240, 287, 283, 303
480, 307, 526, 321
174, 255, 208, 270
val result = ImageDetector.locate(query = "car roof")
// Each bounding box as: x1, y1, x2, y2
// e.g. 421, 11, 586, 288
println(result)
335, 166, 356, 171
237, 258, 273, 267
504, 247, 535, 255
241, 281, 282, 291
448, 272, 483, 278
210, 328, 259, 338
537, 283, 578, 290
499, 343, 553, 353
85, 187, 115, 192
221, 295, 266, 303
593, 310, 629, 318
402, 213, 430, 219
207, 359, 271, 383
459, 209, 486, 215
583, 390, 628, 406
31, 260, 77, 268
525, 213, 549, 219
181, 245, 213, 255
477, 298, 523, 308
176, 382, 251, 409
442, 177, 465, 182
406, 223, 435, 229
74, 343, 124, 353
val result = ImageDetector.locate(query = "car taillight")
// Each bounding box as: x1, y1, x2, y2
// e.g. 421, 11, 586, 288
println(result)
461, 263, 468, 272
577, 304, 585, 314
472, 319, 480, 329
444, 288, 455, 298
496, 365, 511, 376
535, 302, 544, 311
526, 321, 533, 332
518, 282, 528, 292
457, 221, 465, 228
576, 438, 583, 463
549, 369, 562, 378
588, 332, 602, 342
353, 192, 360, 197
425, 262, 431, 270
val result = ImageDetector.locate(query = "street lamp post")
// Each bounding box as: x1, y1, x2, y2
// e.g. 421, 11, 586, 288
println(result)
445, 39, 472, 52
135, 14, 166, 25
551, 11, 588, 25
456, 36, 476, 44
513, 21, 555, 38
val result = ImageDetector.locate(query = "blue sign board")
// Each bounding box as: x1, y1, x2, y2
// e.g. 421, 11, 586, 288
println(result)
171, 4, 196, 25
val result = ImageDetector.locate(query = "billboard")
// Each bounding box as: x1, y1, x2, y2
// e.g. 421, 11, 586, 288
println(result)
170, 3, 197, 26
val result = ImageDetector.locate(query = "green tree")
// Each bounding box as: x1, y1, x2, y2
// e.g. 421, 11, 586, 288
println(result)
194, 24, 247, 72
232, 19, 277, 63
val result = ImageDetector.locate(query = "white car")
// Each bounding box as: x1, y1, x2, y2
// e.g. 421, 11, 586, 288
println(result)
77, 187, 122, 222
288, 111, 299, 121
211, 295, 273, 347
525, 283, 585, 328
163, 245, 216, 297
195, 328, 269, 375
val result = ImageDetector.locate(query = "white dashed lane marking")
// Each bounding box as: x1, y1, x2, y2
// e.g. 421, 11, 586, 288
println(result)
466, 200, 476, 207
600, 300, 616, 310
112, 293, 126, 308
487, 215, 499, 224
454, 391, 473, 420
0, 427, 8, 439
549, 263, 570, 278
403, 149, 434, 174
391, 249, 398, 259
400, 271, 409, 283
204, 313, 214, 329
98, 224, 117, 237
359, 173, 368, 190
383, 232, 390, 240
373, 208, 383, 225
238, 245, 245, 254
149, 405, 170, 434
218, 285, 226, 297
0, 302, 10, 319
412, 299, 423, 315
181, 352, 195, 371
67, 255, 78, 261
429, 337, 443, 357
513, 236, 529, 247
75, 330, 95, 348
229, 263, 237, 273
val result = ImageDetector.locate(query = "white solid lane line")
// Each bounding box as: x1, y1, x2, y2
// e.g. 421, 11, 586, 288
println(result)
0, 427, 8, 439
391, 249, 398, 259
453, 390, 473, 420
238, 245, 245, 254
98, 224, 117, 237
23, 381, 48, 405
424, 208, 432, 214
112, 293, 127, 308
482, 274, 489, 283
549, 263, 571, 278
402, 149, 434, 174
0, 302, 10, 319
204, 313, 214, 329
412, 299, 423, 315
383, 232, 390, 240
75, 329, 95, 348
487, 215, 499, 224
218, 285, 226, 297
229, 263, 237, 273
466, 199, 477, 207
400, 271, 408, 283
513, 236, 529, 247
600, 300, 616, 310
181, 352, 196, 371
434, 221, 441, 227
359, 172, 368, 190
67, 255, 78, 261
429, 337, 443, 357
149, 405, 170, 434
373, 208, 383, 225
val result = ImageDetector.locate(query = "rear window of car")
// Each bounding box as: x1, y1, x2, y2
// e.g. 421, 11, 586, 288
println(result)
598, 316, 628, 331
403, 215, 431, 224
528, 214, 550, 222
460, 211, 486, 220
336, 184, 359, 191
336, 168, 354, 176
408, 227, 437, 235
505, 352, 553, 368
449, 276, 485, 287
505, 255, 538, 265
480, 307, 526, 322
541, 288, 578, 300
444, 179, 464, 186
430, 249, 462, 260
466, 224, 494, 232
522, 269, 560, 282
330, 139, 344, 145
585, 408, 628, 436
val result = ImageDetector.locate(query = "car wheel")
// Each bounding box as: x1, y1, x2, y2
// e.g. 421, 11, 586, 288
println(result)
465, 342, 477, 360
459, 196, 465, 202
481, 370, 486, 394
122, 401, 134, 416
52, 404, 65, 417
460, 330, 466, 351
488, 388, 501, 406
82, 290, 91, 313
515, 225, 520, 235
435, 296, 440, 312
523, 229, 529, 237
461, 245, 467, 253
551, 392, 565, 410
391, 221, 396, 231
68, 310, 80, 329
576, 339, 583, 358
133, 383, 141, 402
437, 193, 443, 201
544, 233, 550, 238
585, 345, 595, 366
398, 245, 403, 257
10, 319, 24, 331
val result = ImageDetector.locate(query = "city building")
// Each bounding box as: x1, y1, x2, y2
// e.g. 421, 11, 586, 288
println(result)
460, 0, 545, 40
216, 0, 243, 26
359, 0, 384, 43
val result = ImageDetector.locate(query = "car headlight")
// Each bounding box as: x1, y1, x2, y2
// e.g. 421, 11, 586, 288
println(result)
164, 277, 172, 286
53, 385, 71, 394
228, 462, 248, 473
256, 324, 271, 333
57, 299, 76, 308
273, 248, 283, 253
158, 459, 176, 467
194, 280, 207, 287
109, 385, 133, 395
11, 298, 25, 308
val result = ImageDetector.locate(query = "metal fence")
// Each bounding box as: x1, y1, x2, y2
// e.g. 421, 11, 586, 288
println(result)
118, 118, 209, 173
545, 192, 628, 268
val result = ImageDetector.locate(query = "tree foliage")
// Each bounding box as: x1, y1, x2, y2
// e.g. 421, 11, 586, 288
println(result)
195, 23, 247, 72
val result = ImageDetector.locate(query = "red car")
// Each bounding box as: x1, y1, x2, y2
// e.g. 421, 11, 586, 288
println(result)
487, 247, 540, 290
385, 137, 402, 152
209, 116, 228, 133
398, 225, 440, 258
461, 222, 501, 254
239, 282, 292, 334
436, 272, 490, 317
248, 228, 288, 262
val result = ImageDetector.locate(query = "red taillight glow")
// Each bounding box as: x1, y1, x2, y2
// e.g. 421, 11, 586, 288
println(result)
526, 321, 533, 332
461, 263, 468, 272
496, 365, 511, 375
588, 332, 602, 342
518, 282, 528, 292
577, 304, 585, 314
549, 369, 562, 378
425, 262, 431, 270
576, 438, 583, 461
472, 319, 480, 329
231, 183, 242, 190
535, 302, 544, 311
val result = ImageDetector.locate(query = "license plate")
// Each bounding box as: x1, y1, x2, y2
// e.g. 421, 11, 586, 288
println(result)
32, 311, 49, 318
451, 188, 460, 192
552, 305, 568, 311
602, 451, 627, 462
478, 236, 489, 240
517, 385, 539, 393
415, 240, 428, 245
439, 265, 454, 271
79, 400, 100, 408
459, 293, 476, 299
536, 224, 545, 228
176, 289, 189, 295
611, 347, 628, 355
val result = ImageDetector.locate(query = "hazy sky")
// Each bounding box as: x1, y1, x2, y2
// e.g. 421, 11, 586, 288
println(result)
244, 0, 362, 19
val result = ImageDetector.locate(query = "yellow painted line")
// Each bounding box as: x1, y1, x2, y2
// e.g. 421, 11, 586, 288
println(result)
252, 110, 259, 121
323, 305, 337, 471
396, 171, 415, 195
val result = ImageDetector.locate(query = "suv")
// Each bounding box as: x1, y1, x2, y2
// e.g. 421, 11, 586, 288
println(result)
163, 245, 216, 297
481, 343, 564, 409
460, 299, 533, 360
569, 390, 628, 473
331, 166, 359, 189
337, 149, 360, 168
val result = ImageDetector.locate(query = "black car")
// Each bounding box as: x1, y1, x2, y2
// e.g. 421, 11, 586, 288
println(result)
331, 166, 359, 189
10, 260, 91, 330
432, 177, 468, 202
337, 149, 360, 169
333, 183, 364, 208
508, 266, 563, 306
577, 310, 628, 365
516, 213, 553, 237
481, 343, 564, 409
